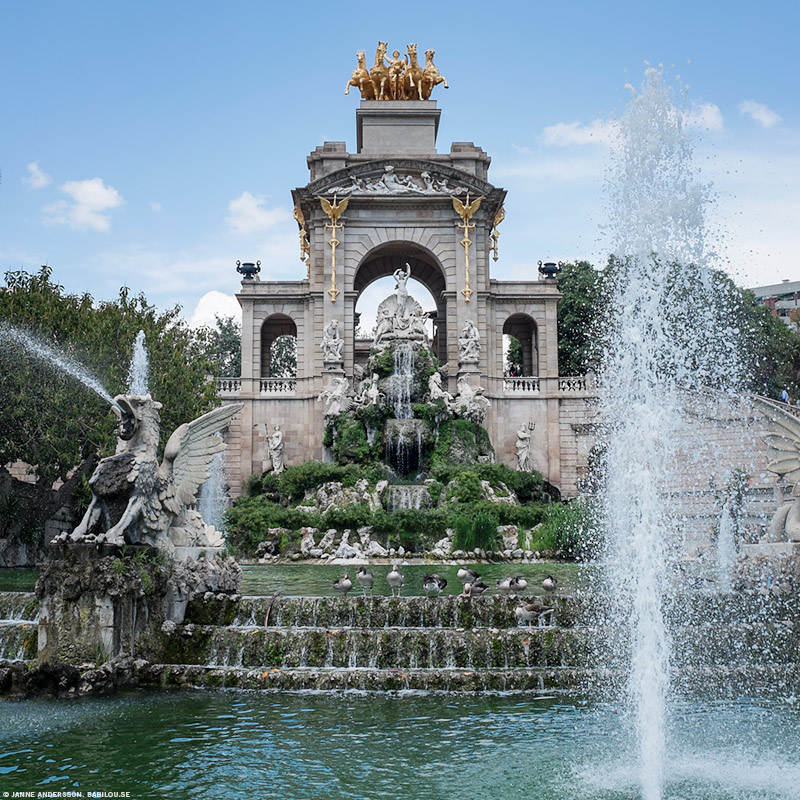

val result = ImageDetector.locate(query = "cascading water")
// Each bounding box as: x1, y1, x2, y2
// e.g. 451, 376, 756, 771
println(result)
600, 67, 745, 800
128, 329, 149, 394
1, 323, 115, 406
386, 342, 414, 420
715, 502, 736, 593
198, 451, 230, 531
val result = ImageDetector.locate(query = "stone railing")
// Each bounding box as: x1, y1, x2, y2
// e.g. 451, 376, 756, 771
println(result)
502, 375, 595, 396
260, 378, 297, 394
218, 378, 242, 395
502, 377, 541, 393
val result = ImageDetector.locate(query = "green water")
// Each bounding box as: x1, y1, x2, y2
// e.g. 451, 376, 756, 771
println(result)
0, 692, 797, 799
241, 562, 585, 597
0, 570, 38, 592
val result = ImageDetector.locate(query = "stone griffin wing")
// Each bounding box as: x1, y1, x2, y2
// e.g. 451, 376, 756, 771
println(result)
754, 397, 800, 488
160, 403, 243, 514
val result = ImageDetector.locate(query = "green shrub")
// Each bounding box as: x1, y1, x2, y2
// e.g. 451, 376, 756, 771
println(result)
331, 416, 371, 464
453, 510, 499, 551
538, 498, 602, 560
427, 480, 443, 505
445, 470, 482, 503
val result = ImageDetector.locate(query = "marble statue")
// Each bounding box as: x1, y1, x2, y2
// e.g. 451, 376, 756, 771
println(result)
322, 319, 344, 363
372, 263, 430, 348
72, 394, 242, 553
354, 373, 382, 407
318, 376, 351, 420
427, 371, 454, 407
458, 319, 481, 364
268, 424, 285, 474
516, 422, 535, 472
755, 398, 800, 541
454, 376, 490, 424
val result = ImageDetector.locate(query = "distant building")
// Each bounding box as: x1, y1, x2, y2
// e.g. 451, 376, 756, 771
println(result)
748, 279, 800, 330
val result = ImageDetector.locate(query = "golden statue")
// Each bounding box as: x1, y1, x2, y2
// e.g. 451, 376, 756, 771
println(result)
344, 50, 374, 99
421, 49, 448, 99
452, 193, 484, 303
293, 204, 310, 274
317, 195, 350, 302
346, 43, 448, 100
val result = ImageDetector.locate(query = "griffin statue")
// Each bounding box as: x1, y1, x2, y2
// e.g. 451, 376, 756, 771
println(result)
71, 394, 243, 557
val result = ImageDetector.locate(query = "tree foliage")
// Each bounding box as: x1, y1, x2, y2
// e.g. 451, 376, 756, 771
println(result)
204, 315, 241, 377
556, 258, 800, 398
0, 266, 218, 542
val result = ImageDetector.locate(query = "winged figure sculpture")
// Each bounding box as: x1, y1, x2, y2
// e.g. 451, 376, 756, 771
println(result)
72, 394, 243, 554
451, 193, 484, 223
317, 194, 350, 224
754, 396, 800, 542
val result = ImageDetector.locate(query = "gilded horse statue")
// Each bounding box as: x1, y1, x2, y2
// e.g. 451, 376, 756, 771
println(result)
421, 49, 448, 100
403, 43, 423, 100
370, 41, 389, 100
345, 50, 374, 99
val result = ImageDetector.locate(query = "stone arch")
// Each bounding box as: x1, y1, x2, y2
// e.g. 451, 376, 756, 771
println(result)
260, 314, 297, 377
353, 242, 449, 363
503, 314, 539, 376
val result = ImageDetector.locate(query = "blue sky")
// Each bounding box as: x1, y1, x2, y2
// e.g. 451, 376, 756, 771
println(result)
2, 0, 797, 327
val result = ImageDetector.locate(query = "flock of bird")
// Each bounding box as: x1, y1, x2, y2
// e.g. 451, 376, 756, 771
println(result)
332, 566, 558, 626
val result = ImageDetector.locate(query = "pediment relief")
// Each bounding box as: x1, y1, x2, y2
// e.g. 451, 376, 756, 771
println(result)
306, 159, 493, 199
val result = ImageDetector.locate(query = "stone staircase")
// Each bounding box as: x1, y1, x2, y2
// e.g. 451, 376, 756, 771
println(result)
3, 590, 798, 693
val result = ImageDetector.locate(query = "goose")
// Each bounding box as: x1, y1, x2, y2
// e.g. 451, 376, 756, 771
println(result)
387, 563, 404, 597
423, 573, 447, 596
457, 567, 480, 586
496, 576, 513, 595
469, 579, 489, 597
542, 575, 557, 593
333, 572, 352, 597
514, 601, 554, 627
510, 576, 528, 593
356, 566, 374, 596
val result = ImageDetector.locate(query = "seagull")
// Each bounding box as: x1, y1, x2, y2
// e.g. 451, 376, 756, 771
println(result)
457, 567, 480, 586
514, 601, 554, 627
510, 576, 528, 593
542, 575, 557, 593
356, 566, 374, 596
423, 574, 447, 596
387, 563, 404, 597
496, 576, 513, 595
333, 572, 352, 597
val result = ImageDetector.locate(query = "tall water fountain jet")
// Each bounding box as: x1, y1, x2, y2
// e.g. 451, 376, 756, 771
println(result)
128, 329, 149, 395
1, 322, 116, 406
599, 67, 744, 800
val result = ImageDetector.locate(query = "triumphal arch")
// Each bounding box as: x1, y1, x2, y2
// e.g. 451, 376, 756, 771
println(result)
220, 45, 597, 496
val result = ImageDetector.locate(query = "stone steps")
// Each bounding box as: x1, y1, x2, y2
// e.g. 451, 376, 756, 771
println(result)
140, 663, 800, 694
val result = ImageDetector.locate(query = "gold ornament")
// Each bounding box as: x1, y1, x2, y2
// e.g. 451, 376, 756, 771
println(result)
452, 192, 483, 303
489, 205, 505, 262
317, 194, 350, 302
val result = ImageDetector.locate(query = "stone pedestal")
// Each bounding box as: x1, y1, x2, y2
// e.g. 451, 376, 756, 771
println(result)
356, 100, 440, 154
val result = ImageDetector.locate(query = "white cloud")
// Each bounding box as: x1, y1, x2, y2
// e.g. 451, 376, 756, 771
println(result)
226, 191, 289, 234
539, 119, 618, 147
44, 177, 124, 231
738, 100, 782, 128
150, 201, 162, 212
494, 152, 606, 182
189, 290, 242, 328
22, 161, 51, 189
683, 103, 724, 131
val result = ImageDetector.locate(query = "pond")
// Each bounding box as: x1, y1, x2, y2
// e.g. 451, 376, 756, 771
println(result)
1, 691, 798, 799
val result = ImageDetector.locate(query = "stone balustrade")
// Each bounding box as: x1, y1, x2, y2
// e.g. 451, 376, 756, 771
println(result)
217, 378, 297, 397
502, 375, 596, 396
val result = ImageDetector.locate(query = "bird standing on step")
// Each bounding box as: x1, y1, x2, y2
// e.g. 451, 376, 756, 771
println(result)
510, 576, 528, 593
514, 601, 553, 627
356, 566, 374, 596
542, 575, 557, 593
423, 573, 447, 596
457, 567, 480, 586
333, 572, 352, 597
470, 579, 489, 597
387, 563, 404, 597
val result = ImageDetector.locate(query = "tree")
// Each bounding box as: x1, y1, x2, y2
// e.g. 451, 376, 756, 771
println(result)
0, 266, 218, 545
204, 314, 241, 377
556, 260, 605, 375
505, 336, 523, 376
269, 334, 297, 378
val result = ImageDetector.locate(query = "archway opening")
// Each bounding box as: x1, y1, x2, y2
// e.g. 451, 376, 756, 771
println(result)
503, 314, 538, 376
353, 243, 448, 364
260, 315, 297, 377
